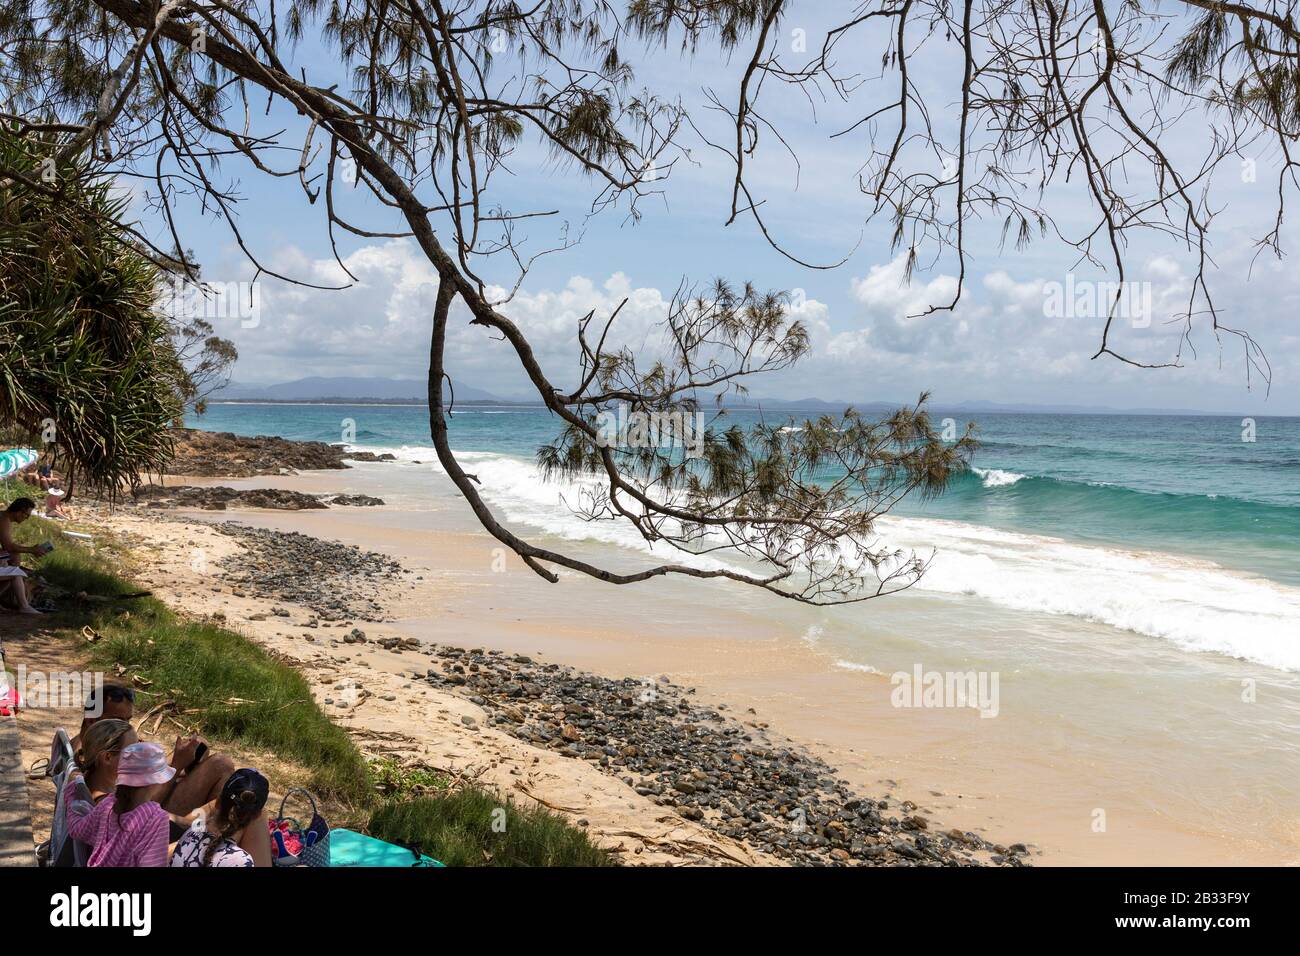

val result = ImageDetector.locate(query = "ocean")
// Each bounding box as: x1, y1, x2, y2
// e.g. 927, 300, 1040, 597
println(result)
187, 401, 1300, 861
192, 402, 1300, 668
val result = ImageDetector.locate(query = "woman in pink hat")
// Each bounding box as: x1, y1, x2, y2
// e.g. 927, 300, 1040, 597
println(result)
66, 741, 174, 867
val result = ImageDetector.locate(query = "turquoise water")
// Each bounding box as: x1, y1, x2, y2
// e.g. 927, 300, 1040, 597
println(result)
191, 402, 1300, 587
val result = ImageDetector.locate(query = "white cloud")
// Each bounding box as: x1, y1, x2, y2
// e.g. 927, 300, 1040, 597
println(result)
209, 240, 1298, 413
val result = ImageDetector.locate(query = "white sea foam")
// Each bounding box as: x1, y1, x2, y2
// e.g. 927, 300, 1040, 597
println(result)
972, 467, 1027, 488
833, 659, 883, 675
431, 449, 745, 574
874, 515, 1300, 672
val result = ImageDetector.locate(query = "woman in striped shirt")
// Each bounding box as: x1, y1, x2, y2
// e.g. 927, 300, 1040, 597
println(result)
59, 718, 136, 866
67, 742, 174, 867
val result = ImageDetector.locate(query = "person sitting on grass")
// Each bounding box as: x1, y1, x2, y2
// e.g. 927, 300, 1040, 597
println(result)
72, 683, 231, 812
44, 488, 72, 520
0, 497, 51, 615
66, 741, 174, 867
61, 719, 137, 866
35, 461, 58, 491
171, 768, 271, 867
68, 682, 271, 865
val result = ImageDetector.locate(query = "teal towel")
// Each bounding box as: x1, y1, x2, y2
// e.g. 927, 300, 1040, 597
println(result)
330, 828, 443, 867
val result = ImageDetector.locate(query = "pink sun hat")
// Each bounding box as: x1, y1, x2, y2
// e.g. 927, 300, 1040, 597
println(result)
116, 742, 176, 787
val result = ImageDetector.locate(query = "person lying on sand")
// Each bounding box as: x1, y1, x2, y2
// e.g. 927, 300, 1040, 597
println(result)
0, 497, 52, 614
69, 682, 272, 865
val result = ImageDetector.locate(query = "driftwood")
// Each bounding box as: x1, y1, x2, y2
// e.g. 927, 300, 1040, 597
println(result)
513, 781, 583, 815
599, 829, 752, 867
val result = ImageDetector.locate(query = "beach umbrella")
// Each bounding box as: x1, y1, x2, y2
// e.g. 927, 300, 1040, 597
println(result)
0, 448, 37, 479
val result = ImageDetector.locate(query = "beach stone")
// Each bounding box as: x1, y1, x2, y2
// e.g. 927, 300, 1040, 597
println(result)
417, 639, 1028, 867
327, 494, 385, 507
215, 523, 404, 619
344, 451, 397, 462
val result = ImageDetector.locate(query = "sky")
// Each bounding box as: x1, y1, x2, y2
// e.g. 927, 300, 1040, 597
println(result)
141, 5, 1300, 415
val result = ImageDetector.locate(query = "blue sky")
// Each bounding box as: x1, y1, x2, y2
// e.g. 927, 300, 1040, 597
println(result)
146, 8, 1300, 415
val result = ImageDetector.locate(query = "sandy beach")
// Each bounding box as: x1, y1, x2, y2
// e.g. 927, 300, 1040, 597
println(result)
37, 458, 1028, 867
66, 442, 1295, 868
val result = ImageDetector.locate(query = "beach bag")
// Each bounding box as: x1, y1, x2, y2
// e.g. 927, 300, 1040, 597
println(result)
269, 788, 331, 867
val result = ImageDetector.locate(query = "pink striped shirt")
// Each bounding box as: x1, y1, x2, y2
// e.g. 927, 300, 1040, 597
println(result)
66, 789, 169, 867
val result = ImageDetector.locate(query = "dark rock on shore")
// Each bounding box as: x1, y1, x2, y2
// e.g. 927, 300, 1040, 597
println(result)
131, 485, 329, 511
325, 494, 385, 506
130, 486, 386, 510
166, 428, 395, 478
419, 645, 1029, 868
167, 428, 353, 477
343, 451, 398, 463
216, 523, 405, 620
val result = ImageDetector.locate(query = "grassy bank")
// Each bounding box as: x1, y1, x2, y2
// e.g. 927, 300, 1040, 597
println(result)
19, 506, 374, 806
1, 497, 615, 866
369, 789, 617, 867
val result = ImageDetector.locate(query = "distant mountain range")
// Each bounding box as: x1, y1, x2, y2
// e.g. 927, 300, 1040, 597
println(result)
212, 376, 1235, 417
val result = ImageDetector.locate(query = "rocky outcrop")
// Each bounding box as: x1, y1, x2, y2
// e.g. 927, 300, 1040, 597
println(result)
130, 484, 388, 511
166, 428, 393, 477
324, 494, 385, 506
132, 485, 328, 511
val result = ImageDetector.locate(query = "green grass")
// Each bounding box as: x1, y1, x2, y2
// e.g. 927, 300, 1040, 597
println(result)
0, 476, 42, 506
368, 756, 449, 798
18, 518, 374, 806
368, 789, 618, 867
11, 516, 618, 865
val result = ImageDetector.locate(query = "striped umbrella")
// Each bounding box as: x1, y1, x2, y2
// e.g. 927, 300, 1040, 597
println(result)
0, 449, 38, 479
